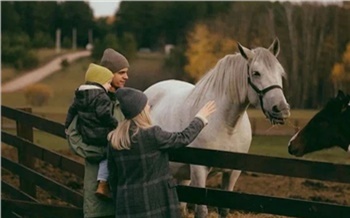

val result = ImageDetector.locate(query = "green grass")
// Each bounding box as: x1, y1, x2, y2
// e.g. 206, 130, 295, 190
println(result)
250, 135, 350, 164
1, 68, 20, 84
1, 58, 92, 114
3, 129, 67, 151
247, 108, 318, 119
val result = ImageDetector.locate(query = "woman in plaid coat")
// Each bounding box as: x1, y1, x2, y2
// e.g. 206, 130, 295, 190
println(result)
107, 87, 216, 218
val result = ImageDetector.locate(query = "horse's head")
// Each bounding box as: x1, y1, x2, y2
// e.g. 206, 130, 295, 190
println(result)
238, 38, 290, 124
288, 90, 350, 157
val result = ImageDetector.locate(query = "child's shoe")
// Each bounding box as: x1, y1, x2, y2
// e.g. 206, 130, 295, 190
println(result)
95, 181, 112, 200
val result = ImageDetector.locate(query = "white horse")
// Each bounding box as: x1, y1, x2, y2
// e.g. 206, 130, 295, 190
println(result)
144, 38, 290, 218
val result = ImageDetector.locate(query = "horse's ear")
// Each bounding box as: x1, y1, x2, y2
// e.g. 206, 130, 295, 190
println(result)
268, 38, 280, 57
337, 90, 345, 99
237, 43, 254, 61
336, 90, 349, 107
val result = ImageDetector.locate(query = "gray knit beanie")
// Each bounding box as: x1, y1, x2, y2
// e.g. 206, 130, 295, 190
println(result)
100, 48, 130, 73
116, 87, 148, 119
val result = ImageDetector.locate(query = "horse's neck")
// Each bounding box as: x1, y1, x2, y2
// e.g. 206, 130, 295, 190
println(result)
337, 110, 350, 150
341, 109, 350, 140
220, 98, 250, 130
190, 94, 249, 132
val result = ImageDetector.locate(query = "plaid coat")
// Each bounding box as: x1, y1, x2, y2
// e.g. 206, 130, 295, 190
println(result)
108, 117, 205, 218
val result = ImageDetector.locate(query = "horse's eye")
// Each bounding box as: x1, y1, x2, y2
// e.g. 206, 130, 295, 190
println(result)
252, 71, 261, 77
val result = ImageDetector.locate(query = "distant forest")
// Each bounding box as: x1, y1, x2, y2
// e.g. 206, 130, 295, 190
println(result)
1, 1, 350, 108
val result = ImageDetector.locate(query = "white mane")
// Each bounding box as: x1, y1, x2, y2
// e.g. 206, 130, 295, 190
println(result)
188, 53, 247, 105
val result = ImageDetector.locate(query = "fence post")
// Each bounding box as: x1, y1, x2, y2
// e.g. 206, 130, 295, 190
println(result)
16, 107, 36, 198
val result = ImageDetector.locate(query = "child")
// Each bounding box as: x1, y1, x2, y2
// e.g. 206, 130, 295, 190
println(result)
107, 87, 216, 218
65, 63, 117, 200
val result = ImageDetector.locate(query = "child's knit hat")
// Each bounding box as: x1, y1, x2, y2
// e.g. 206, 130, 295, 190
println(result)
85, 63, 114, 85
116, 87, 148, 119
100, 48, 130, 73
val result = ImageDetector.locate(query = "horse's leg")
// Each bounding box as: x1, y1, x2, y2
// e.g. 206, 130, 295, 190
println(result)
190, 165, 209, 218
218, 170, 242, 218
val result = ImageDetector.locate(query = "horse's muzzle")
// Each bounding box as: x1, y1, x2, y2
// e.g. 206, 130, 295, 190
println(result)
267, 110, 290, 125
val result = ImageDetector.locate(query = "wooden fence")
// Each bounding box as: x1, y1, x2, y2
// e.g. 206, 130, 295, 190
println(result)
1, 105, 350, 218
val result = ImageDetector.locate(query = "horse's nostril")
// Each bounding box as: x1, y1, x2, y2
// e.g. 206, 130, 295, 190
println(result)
288, 146, 293, 154
272, 105, 280, 113
288, 146, 298, 155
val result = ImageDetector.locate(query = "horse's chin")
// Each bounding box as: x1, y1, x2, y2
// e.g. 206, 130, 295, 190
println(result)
269, 117, 285, 125
267, 113, 286, 125
266, 111, 288, 125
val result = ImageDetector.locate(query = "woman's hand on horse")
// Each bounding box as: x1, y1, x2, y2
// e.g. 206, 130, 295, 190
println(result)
197, 101, 216, 119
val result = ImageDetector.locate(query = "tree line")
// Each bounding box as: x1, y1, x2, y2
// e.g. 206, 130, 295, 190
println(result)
174, 1, 350, 108
2, 1, 349, 108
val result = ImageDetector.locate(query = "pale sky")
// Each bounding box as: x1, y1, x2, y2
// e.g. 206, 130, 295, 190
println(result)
88, 1, 121, 18
87, 0, 344, 17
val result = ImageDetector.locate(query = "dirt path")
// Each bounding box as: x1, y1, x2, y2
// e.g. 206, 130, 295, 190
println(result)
1, 50, 91, 93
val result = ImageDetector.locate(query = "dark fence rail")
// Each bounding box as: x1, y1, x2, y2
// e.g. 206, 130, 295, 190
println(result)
1, 131, 84, 178
0, 106, 310, 136
2, 199, 83, 218
2, 105, 350, 218
177, 186, 350, 218
2, 105, 65, 138
2, 157, 83, 207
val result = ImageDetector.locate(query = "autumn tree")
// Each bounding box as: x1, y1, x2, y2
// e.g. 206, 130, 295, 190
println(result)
331, 43, 350, 93
185, 23, 236, 81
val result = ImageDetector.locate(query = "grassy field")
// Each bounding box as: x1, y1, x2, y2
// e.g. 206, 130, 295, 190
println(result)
1, 48, 72, 84
250, 135, 350, 164
1, 51, 173, 114
1, 57, 92, 113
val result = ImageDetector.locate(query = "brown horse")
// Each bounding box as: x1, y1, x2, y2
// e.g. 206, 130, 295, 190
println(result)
288, 90, 350, 157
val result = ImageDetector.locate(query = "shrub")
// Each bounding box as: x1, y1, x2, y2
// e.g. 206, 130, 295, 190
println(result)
92, 33, 137, 61
24, 84, 53, 106
91, 33, 118, 61
2, 32, 30, 64
163, 45, 191, 82
62, 37, 72, 48
14, 51, 39, 70
2, 32, 39, 70
118, 32, 137, 60
61, 58, 69, 68
32, 32, 54, 48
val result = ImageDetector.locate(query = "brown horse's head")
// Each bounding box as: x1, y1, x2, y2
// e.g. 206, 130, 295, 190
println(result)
288, 90, 350, 157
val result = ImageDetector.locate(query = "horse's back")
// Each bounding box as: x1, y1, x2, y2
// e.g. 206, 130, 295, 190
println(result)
144, 80, 194, 130
144, 79, 194, 104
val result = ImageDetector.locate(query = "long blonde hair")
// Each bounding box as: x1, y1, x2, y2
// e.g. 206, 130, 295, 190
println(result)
108, 106, 152, 150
